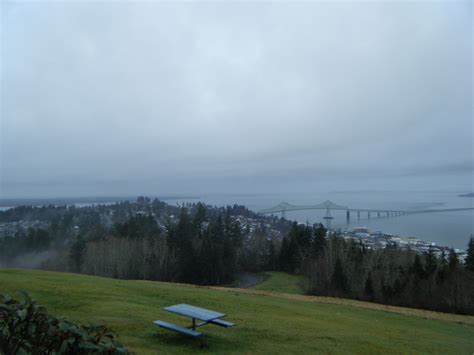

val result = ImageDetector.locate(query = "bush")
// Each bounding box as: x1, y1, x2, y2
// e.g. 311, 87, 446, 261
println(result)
0, 290, 129, 354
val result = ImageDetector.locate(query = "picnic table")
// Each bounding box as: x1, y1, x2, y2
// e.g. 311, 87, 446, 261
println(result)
153, 303, 236, 337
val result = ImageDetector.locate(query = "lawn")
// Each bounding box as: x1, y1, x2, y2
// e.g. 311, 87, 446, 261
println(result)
250, 271, 306, 294
1, 269, 473, 354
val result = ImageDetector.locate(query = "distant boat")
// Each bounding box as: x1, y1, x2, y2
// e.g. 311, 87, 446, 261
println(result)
459, 193, 474, 197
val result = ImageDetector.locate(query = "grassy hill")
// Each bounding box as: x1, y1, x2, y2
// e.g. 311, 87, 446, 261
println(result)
250, 272, 305, 294
1, 269, 473, 354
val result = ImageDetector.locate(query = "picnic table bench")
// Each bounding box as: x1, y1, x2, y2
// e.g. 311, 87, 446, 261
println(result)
153, 303, 236, 337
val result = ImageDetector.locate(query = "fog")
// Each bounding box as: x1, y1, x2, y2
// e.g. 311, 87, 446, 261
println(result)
1, 1, 472, 198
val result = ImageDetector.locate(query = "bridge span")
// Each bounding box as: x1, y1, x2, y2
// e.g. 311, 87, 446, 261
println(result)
258, 200, 474, 228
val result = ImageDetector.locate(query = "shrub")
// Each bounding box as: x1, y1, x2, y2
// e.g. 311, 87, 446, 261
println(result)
0, 290, 129, 354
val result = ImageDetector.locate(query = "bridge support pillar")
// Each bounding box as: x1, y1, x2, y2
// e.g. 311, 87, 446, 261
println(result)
357, 211, 360, 220
377, 212, 380, 218
346, 210, 350, 223
368, 212, 371, 219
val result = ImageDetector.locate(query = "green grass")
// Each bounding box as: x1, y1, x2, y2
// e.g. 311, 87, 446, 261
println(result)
250, 272, 305, 294
1, 269, 474, 354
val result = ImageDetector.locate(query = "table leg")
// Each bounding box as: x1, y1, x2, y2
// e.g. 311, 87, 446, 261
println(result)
192, 318, 196, 330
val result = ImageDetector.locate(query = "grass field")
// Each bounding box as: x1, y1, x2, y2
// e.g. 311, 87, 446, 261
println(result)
250, 272, 305, 294
1, 269, 473, 354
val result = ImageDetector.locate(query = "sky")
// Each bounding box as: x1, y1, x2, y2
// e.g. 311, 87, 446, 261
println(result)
1, 0, 473, 198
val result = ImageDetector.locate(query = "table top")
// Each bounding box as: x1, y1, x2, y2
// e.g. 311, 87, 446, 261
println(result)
163, 304, 225, 322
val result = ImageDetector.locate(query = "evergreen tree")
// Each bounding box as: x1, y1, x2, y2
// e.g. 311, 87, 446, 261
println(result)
287, 234, 301, 273
331, 257, 348, 296
311, 223, 327, 258
436, 250, 448, 283
425, 247, 438, 276
267, 242, 277, 270
192, 203, 207, 239
174, 208, 196, 283
448, 249, 459, 270
364, 272, 374, 301
412, 254, 425, 279
278, 237, 290, 271
465, 237, 474, 272
69, 235, 86, 273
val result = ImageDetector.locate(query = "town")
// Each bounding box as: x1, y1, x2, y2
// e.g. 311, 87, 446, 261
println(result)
335, 226, 468, 263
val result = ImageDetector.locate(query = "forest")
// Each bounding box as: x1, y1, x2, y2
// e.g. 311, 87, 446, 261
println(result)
280, 223, 474, 315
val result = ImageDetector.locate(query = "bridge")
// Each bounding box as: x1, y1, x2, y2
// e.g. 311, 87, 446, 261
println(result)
258, 200, 474, 228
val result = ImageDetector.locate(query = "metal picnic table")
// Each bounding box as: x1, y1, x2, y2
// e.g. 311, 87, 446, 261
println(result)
153, 303, 236, 337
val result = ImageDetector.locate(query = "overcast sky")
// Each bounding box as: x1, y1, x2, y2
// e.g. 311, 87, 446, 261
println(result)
1, 0, 472, 198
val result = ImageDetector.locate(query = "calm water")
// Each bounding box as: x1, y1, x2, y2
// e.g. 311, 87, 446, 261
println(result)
167, 191, 474, 250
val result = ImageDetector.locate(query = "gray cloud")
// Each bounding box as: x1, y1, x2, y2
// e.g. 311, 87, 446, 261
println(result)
1, 0, 472, 197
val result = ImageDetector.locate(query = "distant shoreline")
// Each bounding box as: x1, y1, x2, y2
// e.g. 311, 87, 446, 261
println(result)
458, 193, 474, 197
0, 195, 200, 208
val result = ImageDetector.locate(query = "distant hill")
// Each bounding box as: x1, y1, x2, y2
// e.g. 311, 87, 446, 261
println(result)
1, 269, 473, 354
459, 192, 474, 197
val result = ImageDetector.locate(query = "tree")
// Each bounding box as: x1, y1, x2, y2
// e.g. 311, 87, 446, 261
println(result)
425, 247, 438, 276
311, 223, 327, 258
193, 203, 207, 239
278, 237, 290, 271
465, 237, 474, 272
412, 254, 425, 279
69, 235, 86, 273
448, 249, 459, 270
174, 208, 197, 283
287, 234, 301, 273
364, 272, 374, 301
331, 257, 348, 296
267, 241, 277, 270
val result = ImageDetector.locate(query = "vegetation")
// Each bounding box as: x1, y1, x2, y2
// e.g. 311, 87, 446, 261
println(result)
2, 199, 474, 315
1, 269, 473, 354
1, 200, 288, 285
278, 223, 474, 315
466, 236, 474, 272
250, 272, 305, 294
0, 290, 128, 354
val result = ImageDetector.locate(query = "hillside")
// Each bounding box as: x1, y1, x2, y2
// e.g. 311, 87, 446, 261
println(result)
1, 269, 473, 354
250, 271, 305, 294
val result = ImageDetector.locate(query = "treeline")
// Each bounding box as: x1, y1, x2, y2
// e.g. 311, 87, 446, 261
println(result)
1, 199, 284, 272
277, 223, 474, 315
0, 229, 52, 262
45, 203, 283, 285
0, 208, 104, 266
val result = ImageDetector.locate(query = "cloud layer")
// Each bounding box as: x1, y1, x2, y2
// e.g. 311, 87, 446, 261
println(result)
1, 1, 472, 197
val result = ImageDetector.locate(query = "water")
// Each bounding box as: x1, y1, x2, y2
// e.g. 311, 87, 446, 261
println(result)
72, 202, 117, 208
166, 191, 474, 250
